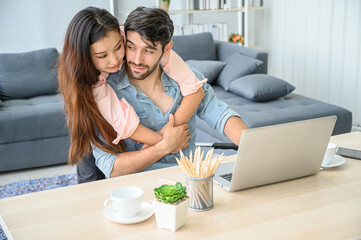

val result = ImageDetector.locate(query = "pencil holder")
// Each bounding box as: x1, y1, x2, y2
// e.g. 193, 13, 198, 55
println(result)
185, 175, 214, 211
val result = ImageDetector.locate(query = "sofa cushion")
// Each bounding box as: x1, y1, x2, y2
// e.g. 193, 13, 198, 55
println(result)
0, 94, 68, 144
216, 53, 263, 91
0, 136, 69, 172
0, 48, 59, 100
229, 74, 295, 101
216, 41, 268, 74
172, 32, 217, 61
186, 60, 226, 84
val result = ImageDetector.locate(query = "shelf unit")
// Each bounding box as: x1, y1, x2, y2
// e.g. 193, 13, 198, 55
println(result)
156, 0, 263, 47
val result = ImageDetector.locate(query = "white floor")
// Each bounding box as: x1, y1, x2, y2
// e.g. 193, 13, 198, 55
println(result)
0, 164, 76, 186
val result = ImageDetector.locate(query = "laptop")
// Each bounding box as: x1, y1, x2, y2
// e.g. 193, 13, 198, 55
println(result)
213, 116, 337, 191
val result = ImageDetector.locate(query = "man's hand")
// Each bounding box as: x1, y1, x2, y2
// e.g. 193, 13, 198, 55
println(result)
156, 114, 190, 154
157, 123, 167, 136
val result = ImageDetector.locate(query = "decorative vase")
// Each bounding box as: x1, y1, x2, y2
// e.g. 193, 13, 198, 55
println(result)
152, 197, 190, 231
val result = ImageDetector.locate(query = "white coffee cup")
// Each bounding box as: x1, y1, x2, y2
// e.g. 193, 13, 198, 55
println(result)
104, 186, 144, 218
322, 143, 338, 166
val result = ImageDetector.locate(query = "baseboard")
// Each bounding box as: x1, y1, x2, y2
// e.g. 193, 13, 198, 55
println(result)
352, 125, 361, 132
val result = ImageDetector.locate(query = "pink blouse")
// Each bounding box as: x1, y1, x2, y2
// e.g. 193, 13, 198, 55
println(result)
93, 50, 207, 144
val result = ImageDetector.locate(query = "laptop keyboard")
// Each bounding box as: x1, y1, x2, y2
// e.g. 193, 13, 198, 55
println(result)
220, 173, 233, 182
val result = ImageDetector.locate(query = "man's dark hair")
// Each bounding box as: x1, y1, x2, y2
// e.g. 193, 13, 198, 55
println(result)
124, 6, 174, 51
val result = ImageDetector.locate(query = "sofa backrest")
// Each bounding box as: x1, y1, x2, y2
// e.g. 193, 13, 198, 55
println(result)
0, 48, 59, 100
172, 32, 218, 61
171, 32, 268, 75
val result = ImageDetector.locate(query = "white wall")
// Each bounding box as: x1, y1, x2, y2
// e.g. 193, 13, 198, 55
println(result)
251, 0, 361, 127
116, 0, 155, 24
0, 0, 110, 53
115, 0, 185, 27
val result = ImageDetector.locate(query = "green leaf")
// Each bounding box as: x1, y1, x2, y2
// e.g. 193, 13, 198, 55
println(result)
153, 182, 187, 203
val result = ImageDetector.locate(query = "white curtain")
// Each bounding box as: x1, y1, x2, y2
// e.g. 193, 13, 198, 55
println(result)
251, 0, 361, 128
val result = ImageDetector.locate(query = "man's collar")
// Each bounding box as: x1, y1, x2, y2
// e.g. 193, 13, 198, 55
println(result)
107, 64, 131, 90
160, 66, 173, 88
116, 71, 131, 90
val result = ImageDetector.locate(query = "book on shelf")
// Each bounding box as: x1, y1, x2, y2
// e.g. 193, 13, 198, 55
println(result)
174, 22, 228, 42
194, 0, 231, 10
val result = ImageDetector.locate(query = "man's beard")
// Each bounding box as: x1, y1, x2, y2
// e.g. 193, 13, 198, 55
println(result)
127, 55, 162, 80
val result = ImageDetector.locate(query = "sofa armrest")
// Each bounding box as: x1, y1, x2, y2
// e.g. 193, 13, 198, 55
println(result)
215, 41, 268, 74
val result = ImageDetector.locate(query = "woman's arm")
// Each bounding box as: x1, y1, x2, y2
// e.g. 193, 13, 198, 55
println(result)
161, 49, 206, 126
128, 124, 162, 145
173, 88, 204, 126
93, 80, 162, 145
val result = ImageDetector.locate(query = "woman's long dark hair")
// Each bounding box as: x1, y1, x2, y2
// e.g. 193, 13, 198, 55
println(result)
58, 7, 126, 165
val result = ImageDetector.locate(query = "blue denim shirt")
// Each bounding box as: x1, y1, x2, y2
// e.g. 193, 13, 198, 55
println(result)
93, 66, 240, 178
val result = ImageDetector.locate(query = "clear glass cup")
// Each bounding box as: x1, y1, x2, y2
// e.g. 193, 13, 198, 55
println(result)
185, 175, 214, 211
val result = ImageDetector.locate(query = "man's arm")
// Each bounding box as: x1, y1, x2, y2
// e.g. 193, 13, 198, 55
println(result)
190, 68, 248, 145
223, 116, 248, 145
110, 114, 190, 177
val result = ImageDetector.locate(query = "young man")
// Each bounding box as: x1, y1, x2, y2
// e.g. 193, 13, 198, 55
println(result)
82, 7, 248, 180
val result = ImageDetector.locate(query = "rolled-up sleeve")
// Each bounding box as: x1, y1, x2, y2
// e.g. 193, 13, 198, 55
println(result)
92, 138, 138, 178
213, 105, 240, 135
192, 68, 240, 135
92, 145, 117, 178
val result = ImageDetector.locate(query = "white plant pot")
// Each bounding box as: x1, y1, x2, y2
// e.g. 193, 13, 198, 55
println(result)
152, 197, 190, 232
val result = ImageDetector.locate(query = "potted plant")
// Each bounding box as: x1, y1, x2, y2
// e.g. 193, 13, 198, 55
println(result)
159, 0, 170, 12
152, 182, 189, 231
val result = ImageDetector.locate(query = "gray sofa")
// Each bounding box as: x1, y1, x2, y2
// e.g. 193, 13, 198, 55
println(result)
0, 48, 69, 172
171, 32, 352, 147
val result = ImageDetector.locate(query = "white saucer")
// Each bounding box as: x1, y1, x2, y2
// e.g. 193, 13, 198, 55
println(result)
321, 155, 346, 168
103, 201, 154, 224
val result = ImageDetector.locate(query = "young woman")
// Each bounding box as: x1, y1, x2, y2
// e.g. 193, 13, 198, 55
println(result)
58, 7, 206, 164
